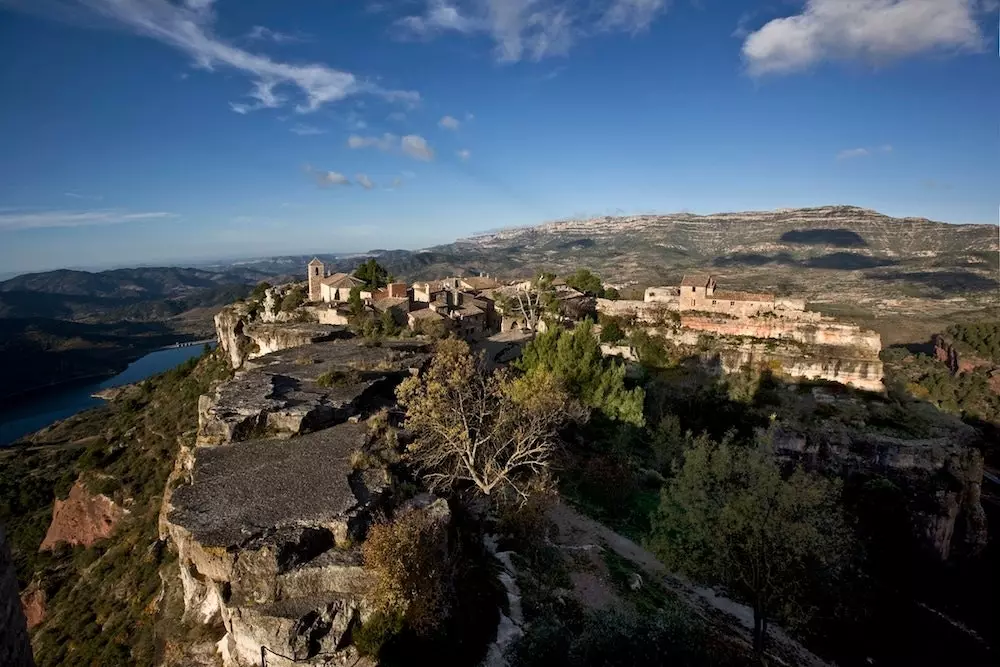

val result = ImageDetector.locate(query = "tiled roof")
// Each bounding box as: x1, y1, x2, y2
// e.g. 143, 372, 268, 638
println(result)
680, 273, 713, 287
408, 307, 445, 321
373, 297, 409, 312
320, 273, 363, 289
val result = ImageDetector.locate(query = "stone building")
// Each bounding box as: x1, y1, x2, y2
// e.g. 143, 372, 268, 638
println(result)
306, 259, 368, 304
647, 273, 806, 318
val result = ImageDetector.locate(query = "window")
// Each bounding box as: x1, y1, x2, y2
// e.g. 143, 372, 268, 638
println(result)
712, 300, 716, 305
730, 301, 735, 306
691, 286, 696, 292
690, 299, 695, 306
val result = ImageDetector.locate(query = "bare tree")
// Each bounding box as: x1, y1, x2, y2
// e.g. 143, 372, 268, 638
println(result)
396, 339, 574, 504
498, 273, 555, 335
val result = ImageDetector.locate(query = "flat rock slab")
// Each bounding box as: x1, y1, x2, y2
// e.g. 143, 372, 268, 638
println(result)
170, 423, 374, 549
199, 338, 433, 444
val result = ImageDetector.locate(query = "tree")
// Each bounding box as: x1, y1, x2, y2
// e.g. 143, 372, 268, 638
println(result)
499, 273, 556, 335
604, 287, 621, 300
649, 434, 850, 657
348, 285, 364, 317
565, 269, 606, 298
279, 285, 306, 312
250, 281, 272, 301
517, 321, 645, 427
379, 308, 401, 337
354, 258, 394, 289
396, 339, 574, 504
598, 316, 625, 344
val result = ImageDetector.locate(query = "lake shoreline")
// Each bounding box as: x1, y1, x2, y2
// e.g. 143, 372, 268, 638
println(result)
0, 337, 214, 405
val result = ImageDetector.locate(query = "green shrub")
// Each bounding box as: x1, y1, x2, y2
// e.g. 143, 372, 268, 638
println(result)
316, 368, 361, 387
354, 609, 405, 658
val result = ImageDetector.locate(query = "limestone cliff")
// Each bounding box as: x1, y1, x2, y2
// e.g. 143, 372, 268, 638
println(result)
163, 323, 434, 666
773, 400, 987, 562
214, 301, 338, 370
1, 525, 34, 667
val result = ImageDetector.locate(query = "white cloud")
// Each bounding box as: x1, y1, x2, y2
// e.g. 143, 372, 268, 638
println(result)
401, 134, 434, 161
439, 115, 460, 129
456, 148, 471, 160
742, 0, 986, 76
396, 0, 668, 61
348, 132, 398, 151
0, 209, 175, 232
393, 0, 679, 61
600, 0, 668, 33
316, 170, 350, 186
349, 133, 435, 161
356, 173, 375, 189
9, 0, 419, 113
836, 148, 870, 160
290, 123, 326, 135
836, 144, 893, 160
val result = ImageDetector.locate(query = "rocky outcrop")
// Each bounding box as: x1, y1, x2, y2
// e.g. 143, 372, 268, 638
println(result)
711, 340, 884, 392
680, 315, 882, 357
214, 302, 339, 370
19, 581, 45, 629
774, 415, 987, 562
197, 338, 430, 446
39, 480, 127, 551
166, 424, 391, 666
1, 525, 34, 667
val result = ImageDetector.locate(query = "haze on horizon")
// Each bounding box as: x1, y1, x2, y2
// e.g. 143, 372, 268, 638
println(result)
0, 0, 997, 274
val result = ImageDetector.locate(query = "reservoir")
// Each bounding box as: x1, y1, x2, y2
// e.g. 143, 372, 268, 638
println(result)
0, 344, 212, 446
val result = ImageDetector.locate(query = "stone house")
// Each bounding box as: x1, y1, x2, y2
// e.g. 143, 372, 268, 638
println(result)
307, 258, 368, 304
645, 273, 806, 318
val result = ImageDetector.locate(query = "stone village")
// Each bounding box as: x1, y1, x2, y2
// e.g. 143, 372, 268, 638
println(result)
302, 259, 884, 392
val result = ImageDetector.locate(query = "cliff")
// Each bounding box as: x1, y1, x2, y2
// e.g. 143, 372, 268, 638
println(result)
1, 524, 34, 667
680, 315, 882, 357
771, 392, 988, 562
214, 301, 342, 370
163, 318, 435, 666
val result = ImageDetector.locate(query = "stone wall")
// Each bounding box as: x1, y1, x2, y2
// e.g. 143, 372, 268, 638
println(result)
595, 298, 677, 322
680, 316, 882, 357
1, 524, 35, 667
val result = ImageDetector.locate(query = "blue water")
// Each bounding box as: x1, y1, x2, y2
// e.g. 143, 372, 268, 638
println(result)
0, 344, 212, 446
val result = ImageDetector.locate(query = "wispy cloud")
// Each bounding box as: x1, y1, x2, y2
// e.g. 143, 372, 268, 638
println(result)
348, 132, 398, 151
290, 123, 326, 135
439, 115, 460, 130
348, 133, 435, 160
742, 0, 987, 76
316, 171, 351, 187
356, 173, 375, 189
64, 191, 104, 201
836, 144, 893, 160
0, 208, 175, 232
2, 0, 419, 113
245, 25, 306, 44
394, 0, 671, 62
456, 148, 471, 161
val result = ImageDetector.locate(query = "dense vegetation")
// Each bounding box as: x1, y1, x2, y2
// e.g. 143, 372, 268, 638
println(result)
946, 321, 1000, 363
1, 349, 231, 666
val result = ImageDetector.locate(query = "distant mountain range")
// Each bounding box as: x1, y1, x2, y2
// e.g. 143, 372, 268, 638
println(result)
1, 205, 995, 398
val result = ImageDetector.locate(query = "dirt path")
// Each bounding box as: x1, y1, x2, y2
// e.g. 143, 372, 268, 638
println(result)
547, 501, 834, 667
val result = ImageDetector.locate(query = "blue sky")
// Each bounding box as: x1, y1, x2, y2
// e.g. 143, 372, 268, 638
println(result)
0, 0, 997, 273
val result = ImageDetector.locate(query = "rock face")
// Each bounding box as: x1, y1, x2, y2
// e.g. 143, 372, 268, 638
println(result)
1, 525, 34, 667
19, 581, 45, 629
197, 338, 431, 446
774, 415, 987, 562
166, 424, 389, 666
214, 302, 339, 370
39, 480, 127, 551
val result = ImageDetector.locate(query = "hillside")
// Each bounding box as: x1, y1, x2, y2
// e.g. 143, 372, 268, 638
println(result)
0, 267, 268, 398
